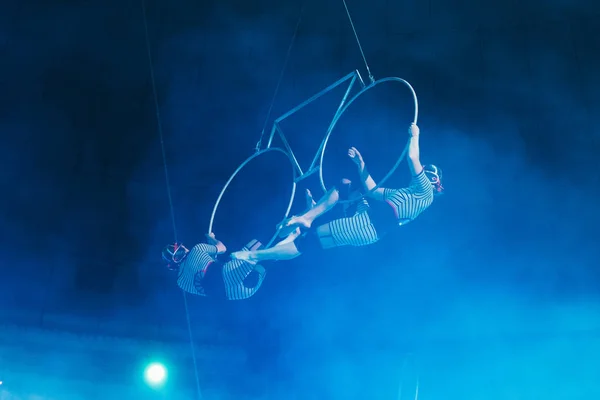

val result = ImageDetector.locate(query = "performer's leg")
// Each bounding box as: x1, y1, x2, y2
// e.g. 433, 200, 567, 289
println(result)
278, 187, 340, 236
231, 236, 302, 262
222, 259, 267, 300
315, 224, 336, 249
320, 212, 380, 249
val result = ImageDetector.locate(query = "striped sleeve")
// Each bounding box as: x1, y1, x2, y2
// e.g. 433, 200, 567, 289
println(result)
382, 187, 401, 202
193, 243, 219, 256
409, 170, 434, 197
177, 244, 216, 295
381, 171, 434, 221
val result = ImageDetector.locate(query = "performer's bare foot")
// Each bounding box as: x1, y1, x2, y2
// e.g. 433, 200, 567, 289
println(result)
287, 215, 311, 229
278, 227, 301, 245
277, 215, 311, 237
231, 251, 257, 262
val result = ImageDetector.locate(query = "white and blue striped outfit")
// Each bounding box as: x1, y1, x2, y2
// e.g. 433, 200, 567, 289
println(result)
177, 243, 265, 300
382, 169, 434, 224
327, 170, 434, 247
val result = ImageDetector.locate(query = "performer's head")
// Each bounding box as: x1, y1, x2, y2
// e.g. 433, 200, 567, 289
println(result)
162, 243, 189, 270
423, 164, 444, 196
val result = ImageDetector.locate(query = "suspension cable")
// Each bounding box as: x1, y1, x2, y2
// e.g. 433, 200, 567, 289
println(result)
255, 3, 306, 152
140, 1, 203, 399
182, 291, 203, 399
140, 1, 178, 243
341, 0, 375, 83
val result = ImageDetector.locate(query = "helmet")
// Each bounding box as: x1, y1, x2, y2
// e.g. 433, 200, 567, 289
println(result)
162, 243, 189, 270
423, 164, 444, 194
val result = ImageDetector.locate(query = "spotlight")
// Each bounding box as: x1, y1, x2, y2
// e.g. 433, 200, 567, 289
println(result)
144, 362, 167, 387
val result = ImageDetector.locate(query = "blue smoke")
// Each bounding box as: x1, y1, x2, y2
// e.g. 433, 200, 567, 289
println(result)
1, 0, 599, 398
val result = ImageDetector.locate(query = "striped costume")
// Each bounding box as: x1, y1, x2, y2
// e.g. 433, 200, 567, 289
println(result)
177, 243, 266, 300
327, 170, 434, 247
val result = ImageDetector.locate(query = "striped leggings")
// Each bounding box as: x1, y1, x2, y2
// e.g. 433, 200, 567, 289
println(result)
222, 260, 266, 300
327, 210, 381, 248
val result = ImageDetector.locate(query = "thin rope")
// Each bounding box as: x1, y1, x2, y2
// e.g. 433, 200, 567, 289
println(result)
255, 3, 305, 152
182, 292, 203, 399
414, 377, 419, 400
397, 354, 411, 400
140, 0, 178, 243
140, 1, 203, 399
341, 0, 374, 83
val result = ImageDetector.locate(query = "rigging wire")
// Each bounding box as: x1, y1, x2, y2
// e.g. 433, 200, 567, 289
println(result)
140, 0, 178, 244
140, 1, 203, 398
341, 0, 375, 83
255, 3, 306, 152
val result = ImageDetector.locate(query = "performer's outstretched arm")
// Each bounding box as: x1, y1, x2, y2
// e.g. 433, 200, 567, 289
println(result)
407, 123, 424, 176
205, 232, 227, 254
348, 147, 384, 201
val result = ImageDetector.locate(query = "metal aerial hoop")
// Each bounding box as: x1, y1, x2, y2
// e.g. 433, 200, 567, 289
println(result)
206, 70, 359, 249
207, 147, 298, 249
210, 35, 421, 244
260, 71, 419, 206
318, 76, 419, 203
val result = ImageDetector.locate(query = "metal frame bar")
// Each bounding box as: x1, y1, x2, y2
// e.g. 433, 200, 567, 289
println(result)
209, 71, 418, 250
265, 70, 360, 182
275, 122, 303, 177
307, 72, 358, 172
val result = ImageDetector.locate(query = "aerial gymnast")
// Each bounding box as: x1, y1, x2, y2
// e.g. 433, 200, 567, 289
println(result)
230, 123, 444, 262
161, 191, 317, 299
161, 233, 267, 300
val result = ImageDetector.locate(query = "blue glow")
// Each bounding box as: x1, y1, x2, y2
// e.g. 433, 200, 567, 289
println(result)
144, 362, 167, 387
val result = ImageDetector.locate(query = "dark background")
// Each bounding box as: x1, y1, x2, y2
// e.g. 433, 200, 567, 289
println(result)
0, 0, 599, 398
